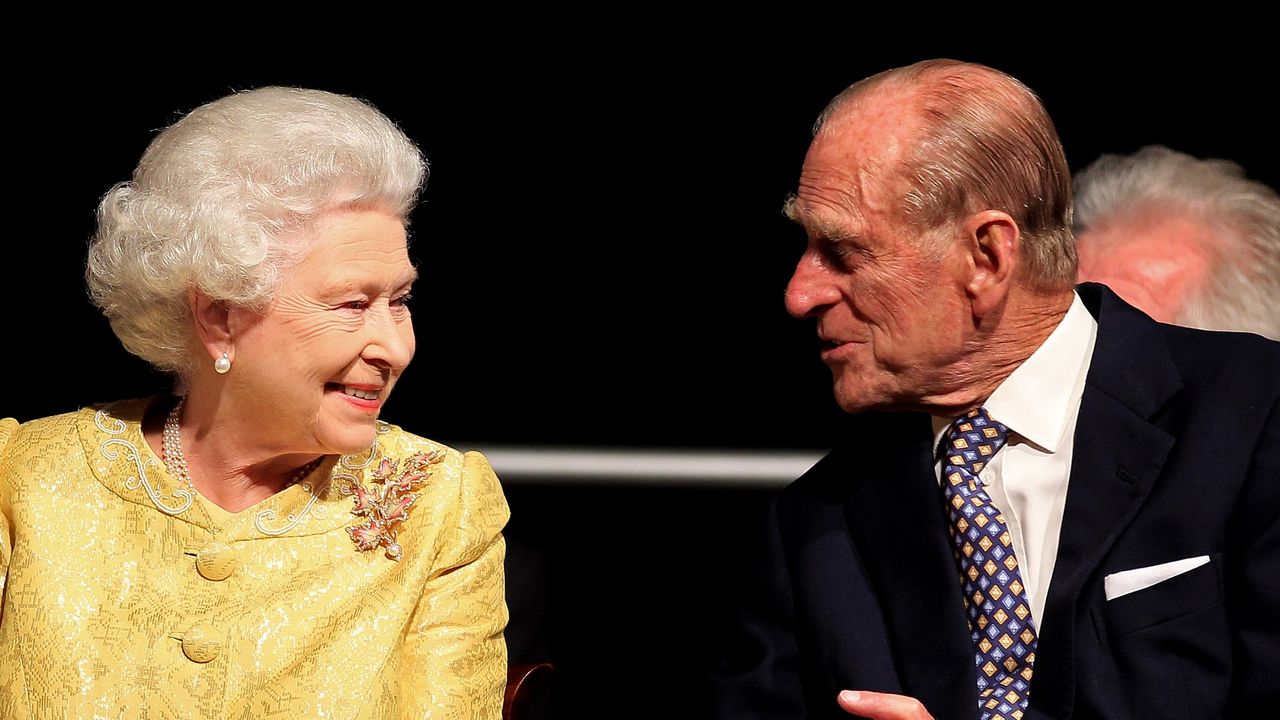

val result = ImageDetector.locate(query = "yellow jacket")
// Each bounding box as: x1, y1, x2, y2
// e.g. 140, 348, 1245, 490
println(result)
0, 399, 508, 719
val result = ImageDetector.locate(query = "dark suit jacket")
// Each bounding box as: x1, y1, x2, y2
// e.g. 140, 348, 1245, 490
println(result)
713, 284, 1279, 719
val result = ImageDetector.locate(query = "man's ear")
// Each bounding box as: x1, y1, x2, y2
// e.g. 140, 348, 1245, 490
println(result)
189, 290, 234, 366
960, 210, 1020, 317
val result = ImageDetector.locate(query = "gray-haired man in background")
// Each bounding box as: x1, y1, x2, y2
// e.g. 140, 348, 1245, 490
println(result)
1074, 145, 1280, 339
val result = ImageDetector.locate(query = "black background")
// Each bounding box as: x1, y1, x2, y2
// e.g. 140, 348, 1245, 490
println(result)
10, 37, 1277, 718
16, 43, 1278, 446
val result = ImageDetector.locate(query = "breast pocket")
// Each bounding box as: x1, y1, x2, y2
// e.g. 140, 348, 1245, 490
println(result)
1103, 552, 1223, 637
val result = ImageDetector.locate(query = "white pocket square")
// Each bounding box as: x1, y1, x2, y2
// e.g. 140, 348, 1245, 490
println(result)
1104, 556, 1210, 600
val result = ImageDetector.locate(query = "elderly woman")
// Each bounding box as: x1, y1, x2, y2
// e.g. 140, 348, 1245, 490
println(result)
0, 88, 508, 718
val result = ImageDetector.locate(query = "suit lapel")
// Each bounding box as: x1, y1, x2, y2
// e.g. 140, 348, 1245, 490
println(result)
1031, 284, 1182, 717
842, 413, 978, 720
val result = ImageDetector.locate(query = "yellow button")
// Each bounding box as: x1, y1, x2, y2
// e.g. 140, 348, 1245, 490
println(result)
195, 542, 237, 581
181, 625, 221, 663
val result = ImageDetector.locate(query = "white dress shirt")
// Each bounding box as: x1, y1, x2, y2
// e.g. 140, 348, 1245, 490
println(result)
931, 293, 1098, 630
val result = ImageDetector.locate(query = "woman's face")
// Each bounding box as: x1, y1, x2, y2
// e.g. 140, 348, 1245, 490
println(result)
226, 207, 417, 456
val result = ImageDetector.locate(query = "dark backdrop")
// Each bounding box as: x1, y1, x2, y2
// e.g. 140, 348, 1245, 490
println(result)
17, 45, 1278, 443
11, 40, 1277, 719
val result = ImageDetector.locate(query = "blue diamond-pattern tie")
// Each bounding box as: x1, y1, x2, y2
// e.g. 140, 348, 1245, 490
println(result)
942, 408, 1036, 720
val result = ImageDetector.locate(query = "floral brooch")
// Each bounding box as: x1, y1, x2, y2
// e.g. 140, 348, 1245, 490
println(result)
343, 449, 445, 561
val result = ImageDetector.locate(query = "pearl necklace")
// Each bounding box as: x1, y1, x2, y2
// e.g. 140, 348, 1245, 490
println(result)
162, 397, 323, 492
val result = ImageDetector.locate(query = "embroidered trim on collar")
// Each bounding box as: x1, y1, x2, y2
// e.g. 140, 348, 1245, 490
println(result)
94, 404, 328, 532
95, 409, 195, 516
254, 487, 323, 536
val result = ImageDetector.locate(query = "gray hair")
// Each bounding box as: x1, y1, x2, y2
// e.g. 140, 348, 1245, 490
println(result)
815, 60, 1077, 290
1075, 145, 1280, 339
86, 87, 427, 373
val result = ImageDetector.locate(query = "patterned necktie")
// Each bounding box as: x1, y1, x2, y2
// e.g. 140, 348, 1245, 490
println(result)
941, 408, 1037, 720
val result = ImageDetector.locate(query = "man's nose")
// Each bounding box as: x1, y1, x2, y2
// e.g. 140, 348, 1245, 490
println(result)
784, 251, 838, 318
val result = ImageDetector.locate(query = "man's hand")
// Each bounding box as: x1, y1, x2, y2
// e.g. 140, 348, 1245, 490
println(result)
837, 690, 934, 719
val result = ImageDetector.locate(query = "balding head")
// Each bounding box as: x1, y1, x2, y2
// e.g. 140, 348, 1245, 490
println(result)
813, 60, 1077, 290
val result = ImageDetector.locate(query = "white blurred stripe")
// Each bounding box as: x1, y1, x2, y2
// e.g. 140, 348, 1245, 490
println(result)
470, 445, 825, 487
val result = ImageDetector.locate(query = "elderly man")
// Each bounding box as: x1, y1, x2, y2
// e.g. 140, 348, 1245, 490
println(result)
1074, 145, 1280, 340
714, 60, 1278, 719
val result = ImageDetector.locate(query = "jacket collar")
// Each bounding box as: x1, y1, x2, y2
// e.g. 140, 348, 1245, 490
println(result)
1031, 283, 1181, 717
77, 398, 382, 540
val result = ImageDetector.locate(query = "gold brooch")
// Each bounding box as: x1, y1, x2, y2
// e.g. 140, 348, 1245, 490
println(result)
344, 449, 446, 561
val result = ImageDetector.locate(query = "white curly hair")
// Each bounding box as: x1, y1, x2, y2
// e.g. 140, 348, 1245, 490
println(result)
86, 86, 427, 373
1075, 145, 1280, 339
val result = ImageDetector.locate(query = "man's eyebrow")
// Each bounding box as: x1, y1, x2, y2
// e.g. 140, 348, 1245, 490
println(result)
783, 196, 859, 244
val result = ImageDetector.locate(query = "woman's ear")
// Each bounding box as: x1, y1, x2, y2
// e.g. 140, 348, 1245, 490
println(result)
960, 210, 1020, 317
189, 290, 234, 366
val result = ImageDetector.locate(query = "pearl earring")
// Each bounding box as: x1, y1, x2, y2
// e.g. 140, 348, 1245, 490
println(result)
214, 352, 232, 374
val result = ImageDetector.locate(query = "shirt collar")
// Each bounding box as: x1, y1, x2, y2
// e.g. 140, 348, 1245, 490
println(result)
932, 292, 1097, 453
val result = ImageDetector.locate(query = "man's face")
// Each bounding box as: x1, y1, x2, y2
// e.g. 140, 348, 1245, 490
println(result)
1076, 209, 1210, 324
784, 102, 970, 413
